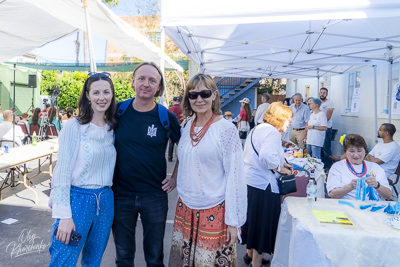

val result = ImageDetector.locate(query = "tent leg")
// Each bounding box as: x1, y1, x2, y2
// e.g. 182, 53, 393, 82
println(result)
373, 65, 378, 143
388, 60, 393, 123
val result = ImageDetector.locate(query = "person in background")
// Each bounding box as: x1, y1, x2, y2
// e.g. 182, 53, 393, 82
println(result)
304, 98, 327, 159
289, 93, 310, 149
304, 96, 314, 106
18, 112, 30, 135
168, 96, 183, 162
224, 110, 235, 123
48, 107, 62, 131
241, 102, 293, 267
0, 104, 4, 123
62, 107, 75, 128
237, 98, 253, 147
326, 134, 391, 200
254, 93, 271, 125
40, 103, 51, 118
319, 87, 335, 169
10, 107, 20, 123
0, 110, 25, 146
30, 108, 41, 127
49, 72, 117, 266
169, 73, 247, 266
282, 98, 291, 106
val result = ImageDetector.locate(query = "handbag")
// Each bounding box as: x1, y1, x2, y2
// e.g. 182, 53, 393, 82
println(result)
250, 127, 297, 195
239, 131, 248, 139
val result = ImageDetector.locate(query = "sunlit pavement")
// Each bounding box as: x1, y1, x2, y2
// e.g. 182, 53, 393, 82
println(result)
0, 154, 264, 267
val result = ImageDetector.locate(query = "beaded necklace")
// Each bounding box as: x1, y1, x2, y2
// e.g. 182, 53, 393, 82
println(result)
346, 158, 367, 177
190, 113, 216, 147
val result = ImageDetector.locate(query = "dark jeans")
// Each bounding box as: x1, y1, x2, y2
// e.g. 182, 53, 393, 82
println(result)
112, 193, 168, 267
168, 139, 174, 161
322, 127, 333, 169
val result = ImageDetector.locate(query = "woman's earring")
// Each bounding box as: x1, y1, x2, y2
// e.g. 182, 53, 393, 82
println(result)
89, 100, 91, 105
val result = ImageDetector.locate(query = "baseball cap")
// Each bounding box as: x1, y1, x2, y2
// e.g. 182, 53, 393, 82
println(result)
173, 97, 181, 102
239, 98, 251, 104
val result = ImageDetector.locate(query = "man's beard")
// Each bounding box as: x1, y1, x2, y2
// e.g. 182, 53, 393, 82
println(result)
320, 95, 326, 101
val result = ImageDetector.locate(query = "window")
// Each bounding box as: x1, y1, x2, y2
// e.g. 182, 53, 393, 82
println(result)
347, 71, 361, 111
148, 32, 161, 45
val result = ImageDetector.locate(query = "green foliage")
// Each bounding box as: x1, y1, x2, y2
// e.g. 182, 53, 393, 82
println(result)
101, 0, 119, 7
258, 78, 286, 95
41, 71, 135, 110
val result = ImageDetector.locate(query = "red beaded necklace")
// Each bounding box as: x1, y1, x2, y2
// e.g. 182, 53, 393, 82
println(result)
346, 158, 367, 177
190, 113, 216, 147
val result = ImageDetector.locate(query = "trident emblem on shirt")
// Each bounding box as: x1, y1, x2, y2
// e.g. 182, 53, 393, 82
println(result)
147, 124, 157, 137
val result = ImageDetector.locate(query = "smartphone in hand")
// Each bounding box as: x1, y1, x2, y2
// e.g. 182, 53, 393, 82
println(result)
53, 226, 82, 247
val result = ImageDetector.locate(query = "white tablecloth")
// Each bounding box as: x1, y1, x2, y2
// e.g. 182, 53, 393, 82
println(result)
272, 197, 400, 267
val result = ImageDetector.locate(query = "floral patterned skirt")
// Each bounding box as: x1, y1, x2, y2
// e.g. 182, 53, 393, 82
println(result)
168, 198, 237, 267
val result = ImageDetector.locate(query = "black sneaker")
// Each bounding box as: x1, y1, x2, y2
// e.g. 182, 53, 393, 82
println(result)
243, 254, 270, 265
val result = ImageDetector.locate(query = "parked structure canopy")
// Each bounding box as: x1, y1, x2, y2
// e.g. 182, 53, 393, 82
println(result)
0, 0, 183, 71
162, 0, 400, 78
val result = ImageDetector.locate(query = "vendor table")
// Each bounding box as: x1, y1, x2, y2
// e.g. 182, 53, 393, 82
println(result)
0, 139, 58, 203
272, 197, 400, 267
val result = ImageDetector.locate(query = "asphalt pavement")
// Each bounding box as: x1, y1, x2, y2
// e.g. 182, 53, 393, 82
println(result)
0, 154, 266, 267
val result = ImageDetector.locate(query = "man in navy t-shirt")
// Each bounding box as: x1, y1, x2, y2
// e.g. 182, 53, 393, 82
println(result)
112, 62, 181, 267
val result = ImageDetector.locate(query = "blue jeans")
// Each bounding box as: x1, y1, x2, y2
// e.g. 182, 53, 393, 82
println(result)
322, 127, 333, 169
112, 193, 168, 267
306, 144, 322, 160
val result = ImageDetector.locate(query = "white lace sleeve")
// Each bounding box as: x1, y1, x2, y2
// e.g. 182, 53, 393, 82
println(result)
52, 119, 80, 219
221, 124, 247, 227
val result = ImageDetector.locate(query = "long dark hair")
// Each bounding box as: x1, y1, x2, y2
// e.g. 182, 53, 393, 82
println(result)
66, 107, 74, 118
48, 107, 57, 124
76, 74, 117, 131
31, 108, 41, 125
243, 103, 253, 122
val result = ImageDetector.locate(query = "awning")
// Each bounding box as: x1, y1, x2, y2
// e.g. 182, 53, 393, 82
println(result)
162, 0, 400, 78
0, 0, 183, 71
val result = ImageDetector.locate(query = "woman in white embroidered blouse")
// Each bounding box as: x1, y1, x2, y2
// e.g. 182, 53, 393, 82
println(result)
241, 102, 293, 267
49, 72, 117, 267
169, 73, 247, 267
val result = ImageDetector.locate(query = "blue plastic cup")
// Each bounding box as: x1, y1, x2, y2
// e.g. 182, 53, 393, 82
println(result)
4, 145, 9, 153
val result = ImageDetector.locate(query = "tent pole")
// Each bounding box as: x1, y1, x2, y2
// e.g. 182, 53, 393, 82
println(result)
12, 64, 16, 147
160, 26, 168, 106
200, 51, 204, 73
388, 60, 393, 123
373, 65, 378, 143
83, 0, 97, 73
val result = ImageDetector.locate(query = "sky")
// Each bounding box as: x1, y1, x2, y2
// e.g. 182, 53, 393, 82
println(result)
30, 0, 141, 64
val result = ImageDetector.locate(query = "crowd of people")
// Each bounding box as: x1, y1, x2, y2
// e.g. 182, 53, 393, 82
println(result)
1, 62, 399, 267
0, 103, 75, 146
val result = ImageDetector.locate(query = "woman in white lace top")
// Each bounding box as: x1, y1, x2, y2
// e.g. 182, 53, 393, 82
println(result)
169, 73, 247, 267
49, 72, 117, 267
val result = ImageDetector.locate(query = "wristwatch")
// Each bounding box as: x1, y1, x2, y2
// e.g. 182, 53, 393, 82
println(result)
374, 182, 380, 189
312, 125, 315, 129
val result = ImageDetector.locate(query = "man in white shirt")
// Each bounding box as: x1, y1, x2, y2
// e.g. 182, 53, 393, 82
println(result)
254, 93, 270, 125
289, 93, 310, 149
365, 123, 400, 178
319, 87, 335, 168
0, 110, 25, 146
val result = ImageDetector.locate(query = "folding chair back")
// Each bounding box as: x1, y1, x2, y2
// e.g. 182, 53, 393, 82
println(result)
30, 125, 40, 136
389, 161, 400, 199
45, 125, 58, 138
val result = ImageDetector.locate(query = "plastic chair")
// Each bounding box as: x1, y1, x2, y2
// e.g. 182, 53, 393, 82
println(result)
17, 123, 30, 144
282, 165, 311, 203
45, 125, 58, 138
388, 161, 400, 199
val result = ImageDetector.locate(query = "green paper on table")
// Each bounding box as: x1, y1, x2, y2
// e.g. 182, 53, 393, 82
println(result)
312, 210, 354, 226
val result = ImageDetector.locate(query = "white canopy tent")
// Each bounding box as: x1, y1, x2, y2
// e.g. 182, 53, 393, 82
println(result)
162, 0, 400, 78
0, 0, 183, 71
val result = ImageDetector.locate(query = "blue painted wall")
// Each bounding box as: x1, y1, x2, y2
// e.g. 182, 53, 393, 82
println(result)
221, 88, 256, 118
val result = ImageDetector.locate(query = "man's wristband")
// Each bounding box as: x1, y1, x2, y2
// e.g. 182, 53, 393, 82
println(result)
375, 182, 380, 190
312, 125, 315, 129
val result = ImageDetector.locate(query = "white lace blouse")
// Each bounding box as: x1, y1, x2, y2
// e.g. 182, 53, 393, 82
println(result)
52, 118, 116, 219
177, 118, 247, 228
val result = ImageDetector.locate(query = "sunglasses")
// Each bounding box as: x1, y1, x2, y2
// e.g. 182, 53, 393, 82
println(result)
187, 90, 214, 100
88, 72, 111, 78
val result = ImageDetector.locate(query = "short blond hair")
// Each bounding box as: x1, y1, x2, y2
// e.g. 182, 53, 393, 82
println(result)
264, 102, 292, 129
182, 73, 221, 118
